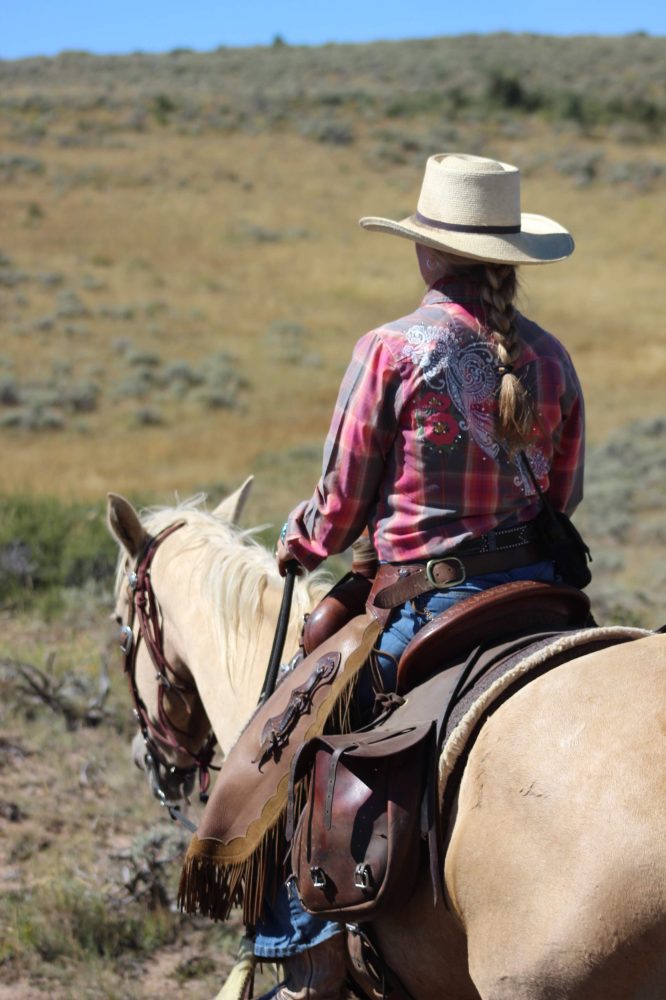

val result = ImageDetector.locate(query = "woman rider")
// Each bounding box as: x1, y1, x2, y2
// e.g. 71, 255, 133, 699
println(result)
258, 152, 584, 1000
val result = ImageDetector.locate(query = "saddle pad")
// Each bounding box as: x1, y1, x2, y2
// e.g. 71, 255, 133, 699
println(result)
438, 625, 652, 791
349, 624, 651, 835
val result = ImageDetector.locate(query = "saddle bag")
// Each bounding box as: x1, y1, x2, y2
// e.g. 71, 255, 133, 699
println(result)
288, 722, 433, 922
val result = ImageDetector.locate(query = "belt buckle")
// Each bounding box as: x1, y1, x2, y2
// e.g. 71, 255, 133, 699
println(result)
425, 556, 466, 589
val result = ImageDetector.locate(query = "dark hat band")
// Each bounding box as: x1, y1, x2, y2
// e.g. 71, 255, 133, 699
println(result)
415, 211, 521, 235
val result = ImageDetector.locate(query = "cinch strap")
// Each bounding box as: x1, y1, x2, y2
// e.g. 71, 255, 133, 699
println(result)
415, 211, 521, 235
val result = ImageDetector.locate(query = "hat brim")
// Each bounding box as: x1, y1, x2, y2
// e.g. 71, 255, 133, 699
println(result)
359, 212, 574, 265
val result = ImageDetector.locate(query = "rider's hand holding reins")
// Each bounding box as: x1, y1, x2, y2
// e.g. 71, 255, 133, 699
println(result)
276, 537, 303, 577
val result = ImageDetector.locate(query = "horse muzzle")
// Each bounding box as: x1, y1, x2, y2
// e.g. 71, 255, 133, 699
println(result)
131, 731, 196, 804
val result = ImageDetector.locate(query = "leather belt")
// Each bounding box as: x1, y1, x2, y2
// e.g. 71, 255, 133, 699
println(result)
371, 542, 544, 610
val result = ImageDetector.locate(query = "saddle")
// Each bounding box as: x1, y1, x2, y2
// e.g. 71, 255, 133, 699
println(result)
397, 579, 592, 692
288, 584, 647, 928
303, 573, 592, 691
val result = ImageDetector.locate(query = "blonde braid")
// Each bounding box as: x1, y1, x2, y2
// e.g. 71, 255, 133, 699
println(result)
479, 263, 535, 454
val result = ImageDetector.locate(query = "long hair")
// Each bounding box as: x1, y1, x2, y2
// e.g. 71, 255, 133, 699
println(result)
477, 262, 536, 454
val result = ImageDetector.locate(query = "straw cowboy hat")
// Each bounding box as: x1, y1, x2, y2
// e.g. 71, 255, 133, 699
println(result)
360, 153, 574, 265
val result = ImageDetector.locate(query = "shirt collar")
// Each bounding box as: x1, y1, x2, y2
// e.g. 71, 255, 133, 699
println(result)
421, 271, 485, 307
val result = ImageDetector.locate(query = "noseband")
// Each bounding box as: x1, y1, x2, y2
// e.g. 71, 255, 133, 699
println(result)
119, 521, 217, 822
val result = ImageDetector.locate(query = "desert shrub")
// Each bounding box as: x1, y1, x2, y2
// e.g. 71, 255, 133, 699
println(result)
63, 322, 91, 338
152, 92, 177, 124
162, 360, 205, 388
35, 271, 64, 287
485, 71, 543, 113
6, 406, 67, 431
302, 118, 355, 145
264, 322, 323, 367
113, 370, 157, 399
0, 389, 52, 428
0, 879, 178, 966
143, 300, 169, 317
127, 348, 160, 366
264, 320, 310, 345
162, 361, 205, 398
31, 313, 56, 332
0, 412, 23, 429
197, 383, 241, 410
56, 289, 89, 318
0, 154, 45, 180
117, 824, 190, 909
0, 377, 20, 405
239, 222, 310, 243
0, 269, 30, 287
100, 303, 136, 321
611, 160, 665, 192
555, 150, 604, 186
111, 336, 134, 354
0, 495, 116, 610
24, 202, 44, 226
134, 406, 164, 426
196, 352, 249, 410
80, 273, 106, 291
60, 380, 100, 413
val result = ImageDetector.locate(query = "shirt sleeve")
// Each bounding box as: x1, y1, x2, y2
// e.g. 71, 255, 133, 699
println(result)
284, 330, 402, 570
548, 360, 585, 516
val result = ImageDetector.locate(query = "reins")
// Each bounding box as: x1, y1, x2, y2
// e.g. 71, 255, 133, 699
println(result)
259, 563, 298, 704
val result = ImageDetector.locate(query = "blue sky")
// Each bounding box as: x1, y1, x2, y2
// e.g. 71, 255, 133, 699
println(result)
2, 0, 664, 59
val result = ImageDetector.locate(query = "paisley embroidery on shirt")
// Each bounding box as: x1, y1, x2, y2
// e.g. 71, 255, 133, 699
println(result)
402, 322, 501, 460
413, 392, 462, 452
402, 322, 548, 489
514, 446, 550, 496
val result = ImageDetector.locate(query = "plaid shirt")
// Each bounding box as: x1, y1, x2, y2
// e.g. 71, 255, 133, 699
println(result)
285, 276, 584, 571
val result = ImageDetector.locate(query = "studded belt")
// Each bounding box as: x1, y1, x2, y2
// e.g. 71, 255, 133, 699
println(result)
370, 537, 545, 611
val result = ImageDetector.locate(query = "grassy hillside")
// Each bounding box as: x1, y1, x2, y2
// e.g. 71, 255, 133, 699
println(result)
0, 36, 665, 999
0, 34, 664, 514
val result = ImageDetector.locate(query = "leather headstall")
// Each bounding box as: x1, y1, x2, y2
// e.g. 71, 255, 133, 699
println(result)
119, 520, 218, 815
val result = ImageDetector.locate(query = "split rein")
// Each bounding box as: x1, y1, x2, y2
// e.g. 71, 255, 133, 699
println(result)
118, 520, 298, 831
119, 521, 217, 828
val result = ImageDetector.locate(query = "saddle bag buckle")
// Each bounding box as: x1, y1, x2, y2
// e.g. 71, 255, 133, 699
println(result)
353, 863, 374, 890
310, 866, 328, 890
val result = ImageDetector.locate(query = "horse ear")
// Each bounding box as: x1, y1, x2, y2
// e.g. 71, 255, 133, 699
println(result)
107, 493, 149, 558
212, 476, 254, 525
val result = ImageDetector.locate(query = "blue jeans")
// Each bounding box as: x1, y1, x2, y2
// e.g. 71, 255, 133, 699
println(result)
254, 882, 343, 959
256, 561, 555, 957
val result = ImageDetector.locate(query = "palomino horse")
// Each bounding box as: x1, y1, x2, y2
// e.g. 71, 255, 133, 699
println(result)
108, 482, 666, 1000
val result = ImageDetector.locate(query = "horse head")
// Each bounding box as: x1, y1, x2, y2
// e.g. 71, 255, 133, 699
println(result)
107, 480, 329, 810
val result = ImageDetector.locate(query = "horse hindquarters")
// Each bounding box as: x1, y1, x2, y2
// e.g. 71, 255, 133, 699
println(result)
445, 635, 666, 1000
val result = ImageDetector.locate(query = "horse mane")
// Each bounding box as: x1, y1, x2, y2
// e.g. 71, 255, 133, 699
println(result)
115, 495, 332, 691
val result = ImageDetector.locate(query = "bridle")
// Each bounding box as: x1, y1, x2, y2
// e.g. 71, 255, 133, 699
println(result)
117, 517, 298, 834
118, 520, 218, 827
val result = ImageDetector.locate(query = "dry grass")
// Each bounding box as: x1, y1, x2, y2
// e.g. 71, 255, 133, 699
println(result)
0, 87, 664, 522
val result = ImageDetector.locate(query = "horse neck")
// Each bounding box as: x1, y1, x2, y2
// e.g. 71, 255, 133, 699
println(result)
152, 530, 317, 757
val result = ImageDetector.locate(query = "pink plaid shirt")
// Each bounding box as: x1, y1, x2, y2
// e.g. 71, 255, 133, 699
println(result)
285, 275, 584, 571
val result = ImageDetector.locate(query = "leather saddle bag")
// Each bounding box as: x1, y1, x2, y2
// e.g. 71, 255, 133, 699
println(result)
289, 722, 433, 921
